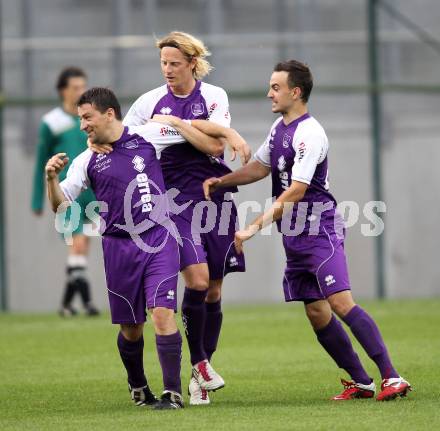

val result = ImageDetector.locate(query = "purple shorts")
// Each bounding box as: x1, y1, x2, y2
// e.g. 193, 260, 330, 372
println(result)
282, 226, 350, 302
173, 197, 245, 280
102, 227, 179, 324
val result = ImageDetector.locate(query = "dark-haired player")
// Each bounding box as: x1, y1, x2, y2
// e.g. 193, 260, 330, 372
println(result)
46, 87, 246, 409
204, 60, 411, 402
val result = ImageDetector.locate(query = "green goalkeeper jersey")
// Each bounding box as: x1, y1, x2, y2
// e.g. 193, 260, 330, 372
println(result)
31, 107, 95, 212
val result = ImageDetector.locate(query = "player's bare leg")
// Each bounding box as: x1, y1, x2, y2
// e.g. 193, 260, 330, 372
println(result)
304, 299, 375, 400
328, 291, 411, 400
118, 323, 157, 406
182, 264, 224, 397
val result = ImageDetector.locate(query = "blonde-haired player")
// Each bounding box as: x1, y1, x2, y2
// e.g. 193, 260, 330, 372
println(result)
90, 31, 251, 405
156, 31, 213, 80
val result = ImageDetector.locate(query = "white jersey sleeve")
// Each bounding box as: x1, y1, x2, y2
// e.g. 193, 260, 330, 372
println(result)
59, 150, 93, 202
254, 118, 282, 167
291, 118, 329, 185
200, 83, 231, 128
123, 86, 168, 126
128, 122, 187, 158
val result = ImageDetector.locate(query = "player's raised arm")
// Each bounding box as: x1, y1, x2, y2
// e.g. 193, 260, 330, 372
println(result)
234, 180, 309, 254
234, 127, 326, 252
46, 150, 91, 212
150, 114, 225, 156
191, 119, 251, 165
199, 84, 252, 164
203, 160, 271, 200
45, 153, 70, 212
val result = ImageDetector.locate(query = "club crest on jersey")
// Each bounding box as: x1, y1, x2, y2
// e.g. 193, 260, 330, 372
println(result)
123, 139, 139, 149
283, 133, 292, 148
277, 155, 286, 171
160, 106, 172, 115
132, 155, 145, 173
191, 103, 204, 116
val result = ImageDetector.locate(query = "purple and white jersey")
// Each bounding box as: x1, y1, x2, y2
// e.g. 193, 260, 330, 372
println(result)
254, 113, 338, 235
60, 123, 185, 237
124, 81, 237, 201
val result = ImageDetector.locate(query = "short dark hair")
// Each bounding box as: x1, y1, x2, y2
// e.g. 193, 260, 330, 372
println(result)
56, 66, 87, 92
273, 60, 313, 103
77, 87, 122, 120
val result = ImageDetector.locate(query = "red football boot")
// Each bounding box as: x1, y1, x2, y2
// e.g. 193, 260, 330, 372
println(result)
377, 377, 412, 401
331, 378, 376, 400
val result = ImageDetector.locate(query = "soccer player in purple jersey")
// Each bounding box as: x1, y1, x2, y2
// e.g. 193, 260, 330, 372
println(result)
45, 87, 242, 410
203, 60, 411, 401
91, 31, 251, 405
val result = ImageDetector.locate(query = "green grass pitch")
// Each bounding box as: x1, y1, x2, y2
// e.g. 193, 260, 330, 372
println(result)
1, 299, 439, 430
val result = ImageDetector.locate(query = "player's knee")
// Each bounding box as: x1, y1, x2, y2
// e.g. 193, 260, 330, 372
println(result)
328, 295, 356, 318
206, 284, 222, 302
182, 265, 210, 291
305, 306, 323, 324
151, 307, 177, 334
206, 289, 221, 303
71, 234, 89, 255
120, 323, 144, 341
187, 279, 209, 292
305, 301, 331, 330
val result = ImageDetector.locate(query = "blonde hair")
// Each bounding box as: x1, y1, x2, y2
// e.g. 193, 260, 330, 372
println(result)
156, 31, 213, 80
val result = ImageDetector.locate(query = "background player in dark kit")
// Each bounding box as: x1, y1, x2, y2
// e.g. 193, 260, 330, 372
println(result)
32, 67, 99, 317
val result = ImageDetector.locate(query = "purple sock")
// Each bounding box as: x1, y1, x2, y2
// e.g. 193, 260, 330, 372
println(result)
156, 331, 182, 395
343, 305, 399, 379
181, 287, 208, 365
316, 315, 371, 384
117, 332, 147, 388
204, 300, 223, 362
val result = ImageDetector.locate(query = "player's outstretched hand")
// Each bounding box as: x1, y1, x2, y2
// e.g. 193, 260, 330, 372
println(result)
234, 225, 259, 254
150, 114, 180, 127
87, 138, 112, 155
45, 153, 69, 180
227, 130, 251, 166
203, 177, 222, 200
